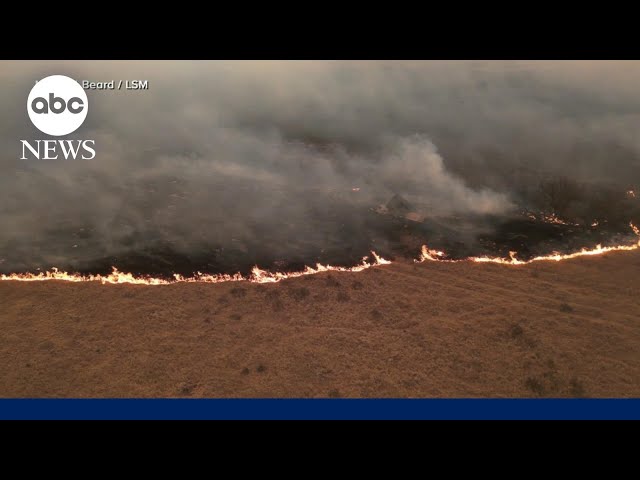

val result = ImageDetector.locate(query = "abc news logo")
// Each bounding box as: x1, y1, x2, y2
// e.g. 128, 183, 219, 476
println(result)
31, 93, 85, 114
21, 75, 95, 160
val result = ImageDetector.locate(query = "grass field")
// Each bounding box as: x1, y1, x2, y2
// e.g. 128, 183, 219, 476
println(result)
1, 250, 639, 397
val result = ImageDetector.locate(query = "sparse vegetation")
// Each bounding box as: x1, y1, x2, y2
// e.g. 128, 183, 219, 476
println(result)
256, 364, 267, 373
533, 175, 640, 226
328, 389, 341, 398
535, 176, 582, 220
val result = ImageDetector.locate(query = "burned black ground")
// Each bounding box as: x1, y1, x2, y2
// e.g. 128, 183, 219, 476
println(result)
1, 204, 637, 278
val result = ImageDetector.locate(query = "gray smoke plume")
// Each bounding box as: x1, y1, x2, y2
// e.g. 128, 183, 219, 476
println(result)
0, 61, 639, 273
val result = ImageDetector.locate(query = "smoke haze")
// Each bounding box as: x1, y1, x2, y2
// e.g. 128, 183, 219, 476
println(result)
1, 61, 639, 274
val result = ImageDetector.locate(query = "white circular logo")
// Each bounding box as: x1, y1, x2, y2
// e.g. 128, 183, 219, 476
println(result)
27, 75, 88, 136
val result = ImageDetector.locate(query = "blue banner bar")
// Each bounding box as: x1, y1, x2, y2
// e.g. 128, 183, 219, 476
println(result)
0, 399, 638, 420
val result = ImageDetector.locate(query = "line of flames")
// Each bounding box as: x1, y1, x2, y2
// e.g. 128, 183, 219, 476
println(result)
418, 222, 640, 265
0, 252, 391, 285
1, 224, 638, 285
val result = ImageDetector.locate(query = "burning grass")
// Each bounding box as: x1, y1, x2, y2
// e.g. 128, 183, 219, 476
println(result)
1, 217, 639, 286
0, 252, 391, 285
418, 222, 640, 265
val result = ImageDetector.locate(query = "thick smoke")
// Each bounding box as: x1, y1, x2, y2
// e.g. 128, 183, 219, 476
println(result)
0, 61, 639, 274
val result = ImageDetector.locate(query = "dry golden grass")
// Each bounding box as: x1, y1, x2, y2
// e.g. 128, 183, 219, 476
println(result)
1, 250, 639, 398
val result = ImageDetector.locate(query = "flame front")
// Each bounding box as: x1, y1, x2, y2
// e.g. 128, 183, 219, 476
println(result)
2, 224, 639, 285
417, 222, 640, 265
0, 252, 390, 285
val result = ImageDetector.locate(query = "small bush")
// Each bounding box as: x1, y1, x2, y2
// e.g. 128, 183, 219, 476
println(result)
179, 383, 197, 396
559, 303, 574, 313
510, 324, 524, 339
570, 377, 586, 397
525, 377, 546, 396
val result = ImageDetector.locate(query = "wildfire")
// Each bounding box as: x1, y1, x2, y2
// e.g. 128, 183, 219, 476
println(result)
418, 222, 640, 266
417, 246, 447, 261
627, 190, 636, 198
0, 252, 391, 285
2, 224, 639, 285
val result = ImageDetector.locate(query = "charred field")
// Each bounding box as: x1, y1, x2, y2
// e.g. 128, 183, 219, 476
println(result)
1, 176, 639, 279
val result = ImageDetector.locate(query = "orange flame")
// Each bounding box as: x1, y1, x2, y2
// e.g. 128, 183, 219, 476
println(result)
418, 246, 447, 262
418, 222, 640, 266
2, 224, 639, 284
627, 190, 636, 198
0, 252, 391, 285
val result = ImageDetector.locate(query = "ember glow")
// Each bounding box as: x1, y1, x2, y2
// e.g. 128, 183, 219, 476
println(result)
0, 252, 391, 285
525, 211, 579, 226
627, 190, 636, 198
